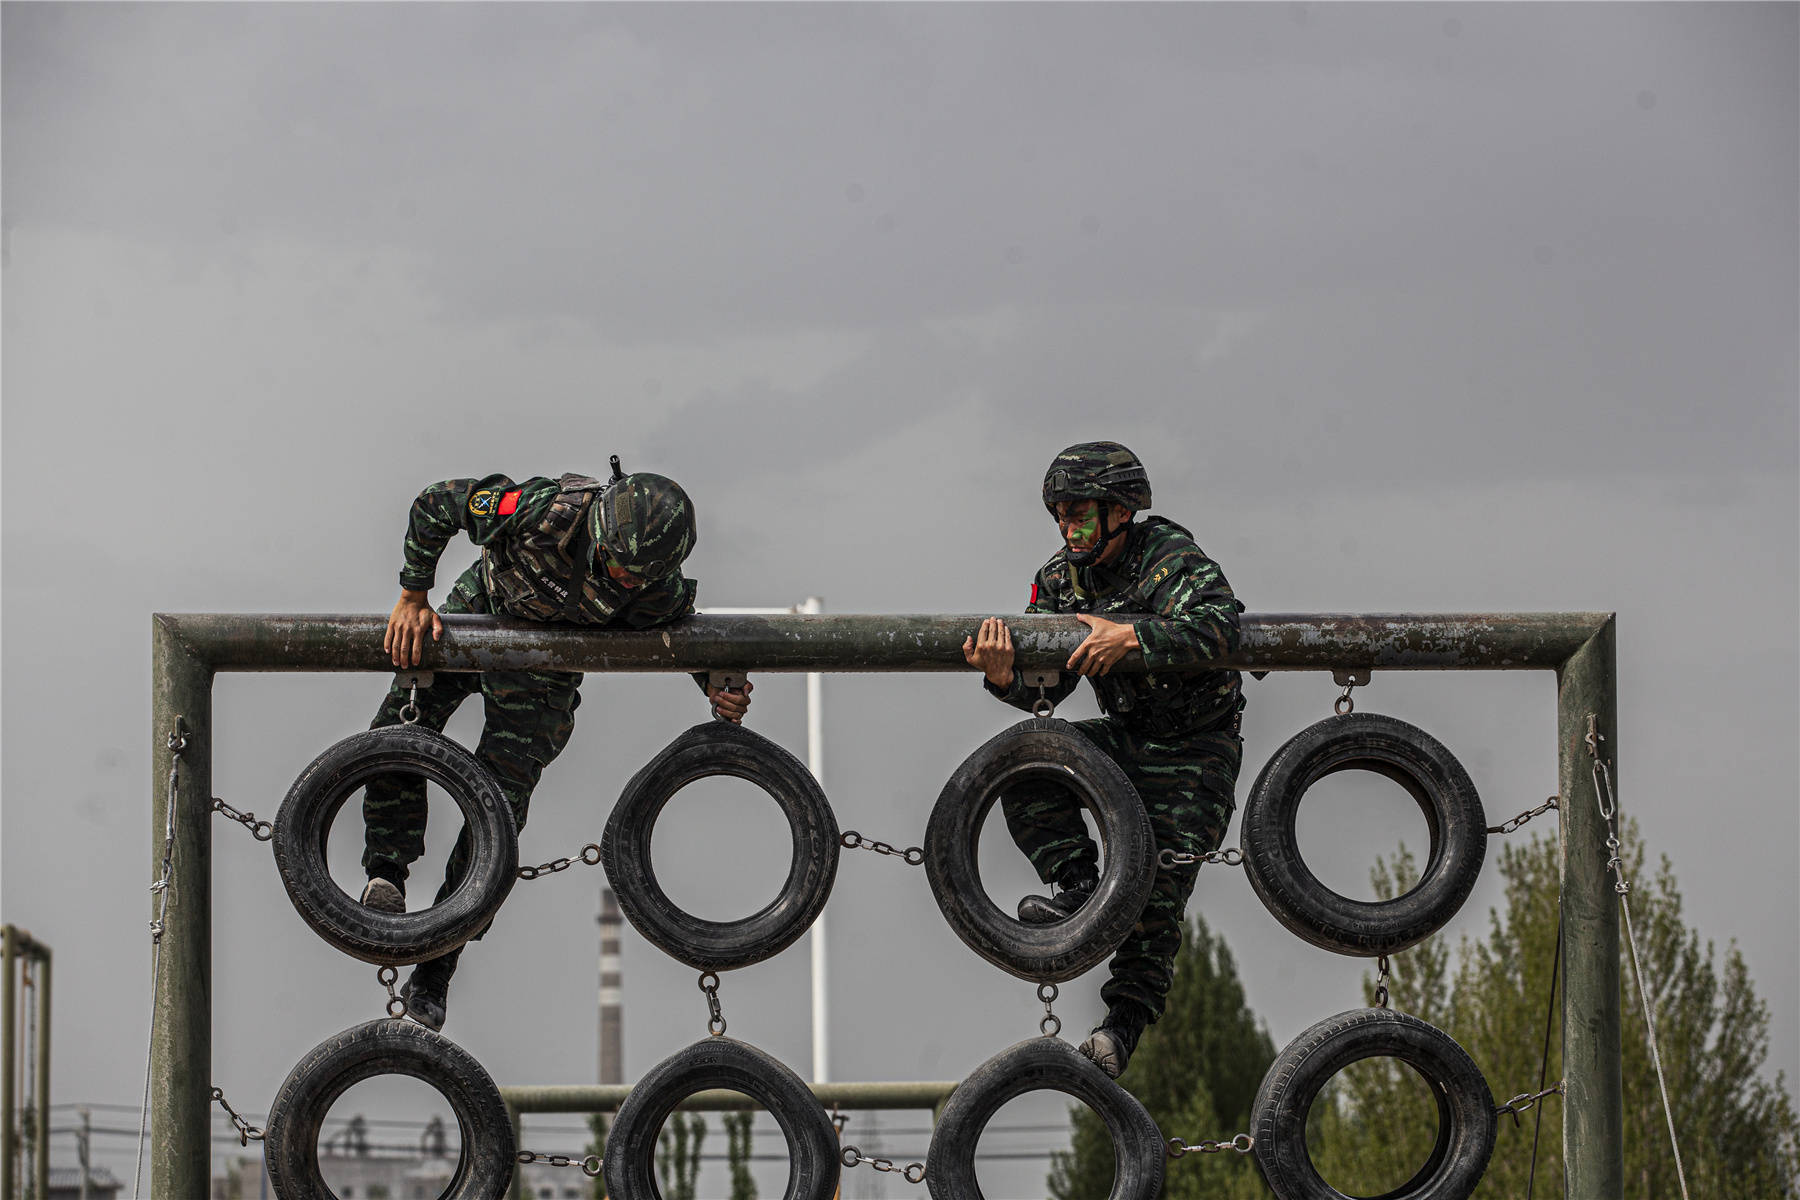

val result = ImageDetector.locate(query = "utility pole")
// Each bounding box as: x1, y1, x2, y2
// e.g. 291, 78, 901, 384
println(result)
76, 1109, 90, 1200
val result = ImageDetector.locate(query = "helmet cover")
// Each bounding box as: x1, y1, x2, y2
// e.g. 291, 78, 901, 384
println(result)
589, 473, 697, 581
1041, 442, 1152, 516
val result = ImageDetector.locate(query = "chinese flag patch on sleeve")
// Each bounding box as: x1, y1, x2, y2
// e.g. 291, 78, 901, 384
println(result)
1030, 583, 1039, 606
497, 490, 522, 516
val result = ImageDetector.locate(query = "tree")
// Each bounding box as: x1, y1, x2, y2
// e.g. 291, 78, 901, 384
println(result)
724, 1110, 758, 1200
656, 1112, 707, 1200
1311, 825, 1800, 1198
1048, 912, 1277, 1200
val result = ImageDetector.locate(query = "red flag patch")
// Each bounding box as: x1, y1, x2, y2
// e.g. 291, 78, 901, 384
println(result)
1030, 583, 1039, 606
497, 490, 521, 516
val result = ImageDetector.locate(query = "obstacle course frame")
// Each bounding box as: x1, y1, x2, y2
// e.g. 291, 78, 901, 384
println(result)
149, 610, 1619, 1198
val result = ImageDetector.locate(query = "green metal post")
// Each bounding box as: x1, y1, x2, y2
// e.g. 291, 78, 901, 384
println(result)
1559, 616, 1622, 1198
507, 1103, 524, 1200
31, 948, 47, 1200
3, 924, 14, 1200
149, 617, 213, 1200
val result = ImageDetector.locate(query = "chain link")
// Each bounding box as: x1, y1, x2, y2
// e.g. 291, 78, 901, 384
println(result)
378, 966, 409, 1019
397, 681, 422, 725
1496, 1081, 1565, 1125
1373, 954, 1392, 1009
1488, 795, 1559, 836
699, 971, 727, 1036
841, 1145, 926, 1185
1167, 1133, 1255, 1158
518, 842, 602, 881
1158, 846, 1244, 869
211, 1087, 266, 1146
840, 831, 925, 866
211, 796, 275, 841
516, 1151, 604, 1177
1037, 983, 1061, 1038
1032, 683, 1057, 720
1587, 716, 1690, 1200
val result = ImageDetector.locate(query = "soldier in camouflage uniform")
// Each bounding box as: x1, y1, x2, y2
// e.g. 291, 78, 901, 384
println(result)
365, 460, 751, 1031
962, 441, 1244, 1077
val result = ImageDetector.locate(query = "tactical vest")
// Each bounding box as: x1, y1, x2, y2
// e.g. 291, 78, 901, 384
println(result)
481, 473, 608, 623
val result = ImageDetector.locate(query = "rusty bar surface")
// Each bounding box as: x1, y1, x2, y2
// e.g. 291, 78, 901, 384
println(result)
154, 611, 1609, 674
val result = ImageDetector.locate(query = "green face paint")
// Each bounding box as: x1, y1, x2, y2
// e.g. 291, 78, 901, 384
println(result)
1068, 513, 1099, 545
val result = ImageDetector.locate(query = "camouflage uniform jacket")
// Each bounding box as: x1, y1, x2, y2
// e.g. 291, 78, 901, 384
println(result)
986, 516, 1244, 737
397, 474, 696, 628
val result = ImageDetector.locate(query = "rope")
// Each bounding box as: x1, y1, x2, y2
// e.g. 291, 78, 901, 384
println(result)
1525, 906, 1562, 1199
1621, 886, 1689, 1200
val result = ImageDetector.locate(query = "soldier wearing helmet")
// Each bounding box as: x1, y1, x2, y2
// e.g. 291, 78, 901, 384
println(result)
362, 458, 747, 1032
963, 441, 1245, 1077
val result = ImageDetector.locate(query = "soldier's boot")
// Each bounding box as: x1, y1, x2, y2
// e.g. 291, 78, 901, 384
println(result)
1079, 1001, 1150, 1079
1017, 867, 1098, 925
360, 877, 406, 915
400, 953, 458, 1033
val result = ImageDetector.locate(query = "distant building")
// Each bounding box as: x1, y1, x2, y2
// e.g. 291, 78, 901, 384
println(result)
213, 1150, 595, 1200
47, 1166, 123, 1200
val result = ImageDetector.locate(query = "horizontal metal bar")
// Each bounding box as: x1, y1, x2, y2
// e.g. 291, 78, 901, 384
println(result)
500, 1081, 959, 1115
153, 612, 1609, 674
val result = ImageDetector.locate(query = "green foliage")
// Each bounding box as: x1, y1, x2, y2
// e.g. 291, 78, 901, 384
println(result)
1048, 912, 1277, 1200
585, 1114, 608, 1200
1310, 826, 1800, 1198
656, 1112, 707, 1200
724, 1111, 758, 1200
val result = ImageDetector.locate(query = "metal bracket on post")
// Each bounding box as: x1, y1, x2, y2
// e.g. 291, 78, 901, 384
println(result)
393, 671, 434, 690
1024, 670, 1061, 719
1332, 668, 1370, 715
707, 671, 747, 692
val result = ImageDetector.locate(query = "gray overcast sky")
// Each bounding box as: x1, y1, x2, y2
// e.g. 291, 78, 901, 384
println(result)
4, 3, 1795, 1196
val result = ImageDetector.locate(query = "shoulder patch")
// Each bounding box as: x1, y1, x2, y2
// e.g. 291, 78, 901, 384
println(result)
1030, 582, 1039, 606
497, 489, 522, 516
468, 489, 499, 517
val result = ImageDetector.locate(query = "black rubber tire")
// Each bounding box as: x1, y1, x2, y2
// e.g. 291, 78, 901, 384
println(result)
1252, 1008, 1496, 1200
927, 1037, 1164, 1200
264, 1019, 516, 1200
1240, 712, 1485, 956
924, 717, 1155, 983
605, 1036, 839, 1200
273, 726, 519, 966
602, 721, 839, 972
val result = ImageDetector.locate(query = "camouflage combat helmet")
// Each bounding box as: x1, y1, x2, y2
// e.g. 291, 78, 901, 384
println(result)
1042, 442, 1150, 566
590, 459, 697, 581
1041, 441, 1152, 515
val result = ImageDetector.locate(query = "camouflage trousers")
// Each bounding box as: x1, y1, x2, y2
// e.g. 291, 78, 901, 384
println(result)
363, 565, 582, 958
1000, 716, 1241, 1021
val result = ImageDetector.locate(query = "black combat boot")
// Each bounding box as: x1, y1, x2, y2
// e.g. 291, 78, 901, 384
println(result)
1017, 868, 1098, 925
400, 953, 458, 1033
1079, 1001, 1150, 1079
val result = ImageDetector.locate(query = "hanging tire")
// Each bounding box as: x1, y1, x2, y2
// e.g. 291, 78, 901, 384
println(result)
1239, 712, 1485, 956
603, 721, 839, 971
264, 1019, 516, 1200
927, 1037, 1164, 1200
1252, 1008, 1496, 1200
605, 1036, 839, 1200
924, 717, 1155, 983
273, 725, 519, 966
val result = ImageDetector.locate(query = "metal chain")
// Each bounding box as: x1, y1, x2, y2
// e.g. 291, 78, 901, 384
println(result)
1496, 1081, 1565, 1125
1373, 954, 1393, 1009
212, 796, 275, 841
699, 971, 727, 1036
1037, 983, 1061, 1038
378, 966, 410, 1019
840, 831, 925, 866
1332, 668, 1369, 716
1167, 1133, 1255, 1158
1488, 795, 1559, 836
1588, 717, 1690, 1200
136, 721, 186, 1200
211, 1087, 266, 1146
1032, 683, 1057, 720
516, 1151, 604, 1177
841, 1146, 926, 1185
398, 681, 422, 725
1159, 846, 1244, 869
518, 842, 602, 881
